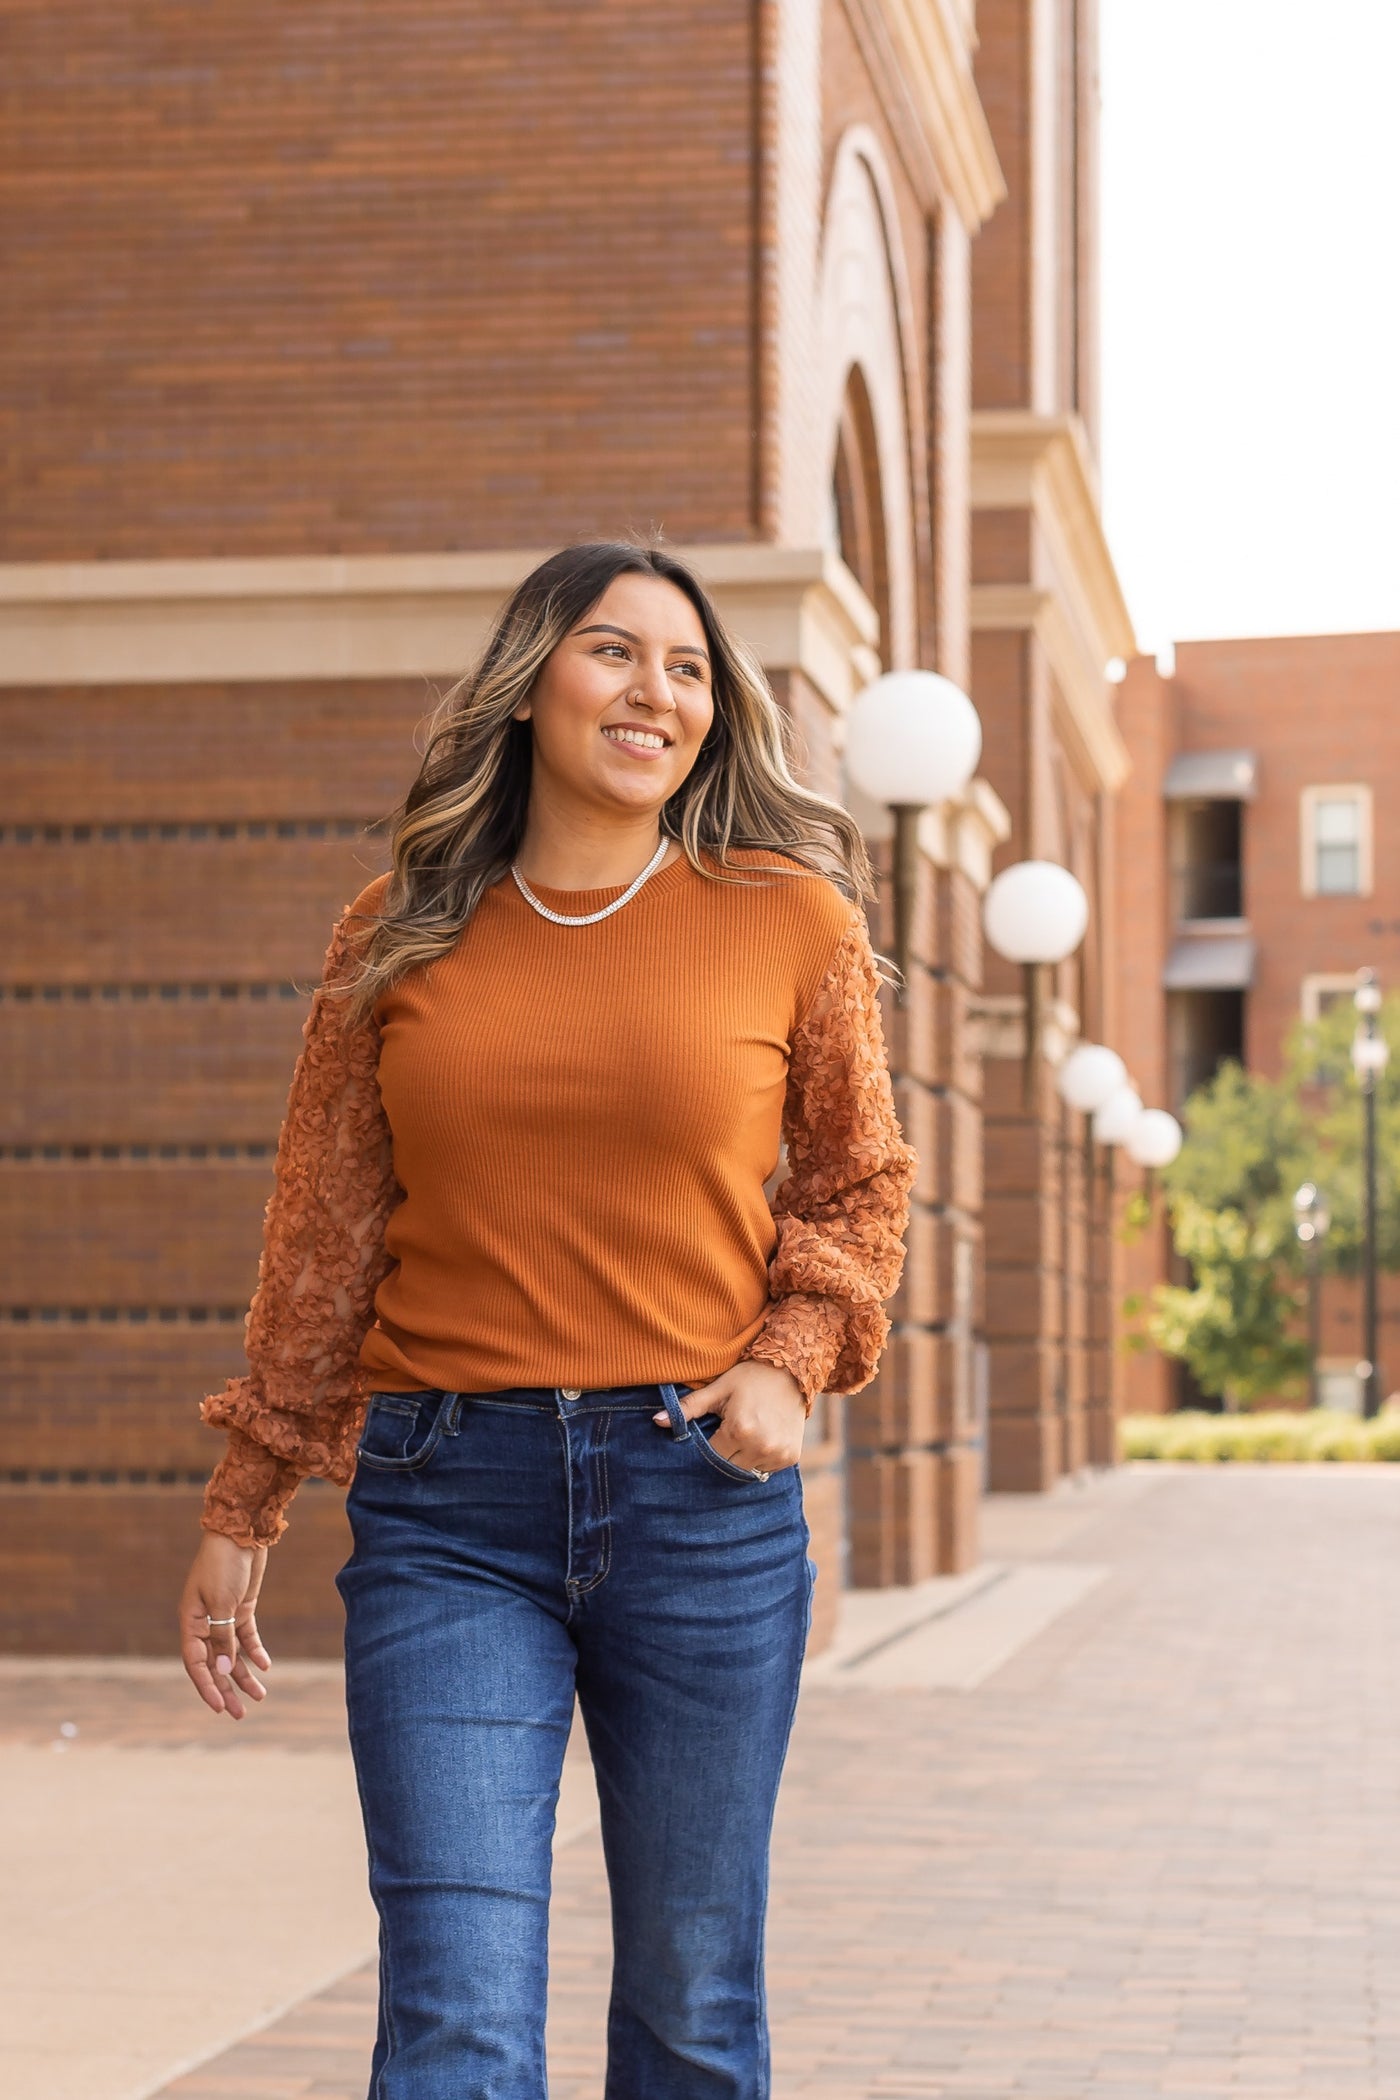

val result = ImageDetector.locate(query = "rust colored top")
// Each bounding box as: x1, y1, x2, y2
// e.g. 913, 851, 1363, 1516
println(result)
199, 847, 916, 1548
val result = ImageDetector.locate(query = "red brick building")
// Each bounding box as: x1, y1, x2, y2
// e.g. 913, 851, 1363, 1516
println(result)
1, 0, 1132, 1650
1115, 631, 1400, 1414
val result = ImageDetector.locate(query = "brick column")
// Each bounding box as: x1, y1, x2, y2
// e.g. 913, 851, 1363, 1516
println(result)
847, 787, 1007, 1583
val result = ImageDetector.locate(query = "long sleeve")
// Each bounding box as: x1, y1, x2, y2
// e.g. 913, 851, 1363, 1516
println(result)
739, 905, 917, 1408
198, 900, 401, 1549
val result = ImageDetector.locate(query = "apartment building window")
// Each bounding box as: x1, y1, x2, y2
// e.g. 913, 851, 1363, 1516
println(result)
1301, 786, 1372, 897
1301, 974, 1362, 1024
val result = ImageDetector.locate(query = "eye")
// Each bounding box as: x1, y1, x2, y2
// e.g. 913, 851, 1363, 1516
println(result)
671, 658, 707, 681
595, 641, 630, 660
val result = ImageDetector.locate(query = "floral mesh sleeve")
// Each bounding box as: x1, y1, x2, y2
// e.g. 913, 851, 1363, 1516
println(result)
198, 902, 401, 1549
739, 906, 917, 1409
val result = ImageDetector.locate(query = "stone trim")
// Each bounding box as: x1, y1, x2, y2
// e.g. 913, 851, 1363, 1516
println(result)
970, 409, 1137, 665
0, 544, 880, 716
971, 583, 1131, 795
918, 776, 1012, 890
841, 0, 1005, 229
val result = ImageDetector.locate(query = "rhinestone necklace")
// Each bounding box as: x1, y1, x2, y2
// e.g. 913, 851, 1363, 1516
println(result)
510, 835, 671, 925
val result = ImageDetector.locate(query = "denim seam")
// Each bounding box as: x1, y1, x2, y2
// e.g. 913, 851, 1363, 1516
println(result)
690, 1422, 773, 1486
568, 1408, 614, 1598
556, 1413, 578, 1619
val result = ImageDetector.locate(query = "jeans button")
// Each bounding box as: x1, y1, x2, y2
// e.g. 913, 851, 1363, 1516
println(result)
561, 1387, 581, 1400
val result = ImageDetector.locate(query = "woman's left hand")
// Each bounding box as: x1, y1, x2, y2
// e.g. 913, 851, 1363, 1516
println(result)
653, 1360, 809, 1474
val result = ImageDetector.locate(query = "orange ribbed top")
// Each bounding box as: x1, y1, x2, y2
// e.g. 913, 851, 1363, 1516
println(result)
198, 844, 917, 1548
363, 848, 864, 1393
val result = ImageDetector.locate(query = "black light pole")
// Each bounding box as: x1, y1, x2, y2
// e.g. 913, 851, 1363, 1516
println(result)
1352, 971, 1389, 1419
1292, 1182, 1330, 1412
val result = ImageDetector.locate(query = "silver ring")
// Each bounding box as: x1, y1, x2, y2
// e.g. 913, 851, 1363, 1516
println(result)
752, 1469, 771, 1482
205, 1615, 237, 1626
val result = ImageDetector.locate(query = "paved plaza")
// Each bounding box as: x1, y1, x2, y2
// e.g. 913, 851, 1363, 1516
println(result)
7, 1464, 1400, 2098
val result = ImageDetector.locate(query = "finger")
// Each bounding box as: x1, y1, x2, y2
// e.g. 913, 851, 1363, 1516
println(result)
181, 1640, 229, 1715
238, 1607, 273, 1673
224, 1654, 267, 1705
192, 1592, 243, 1714
179, 1587, 233, 1712
652, 1378, 728, 1426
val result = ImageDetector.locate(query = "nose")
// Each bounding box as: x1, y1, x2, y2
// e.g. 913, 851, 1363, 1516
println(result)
627, 655, 678, 715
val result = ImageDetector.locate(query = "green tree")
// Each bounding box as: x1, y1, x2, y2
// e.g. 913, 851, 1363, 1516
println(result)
1145, 1197, 1308, 1412
1137, 994, 1400, 1408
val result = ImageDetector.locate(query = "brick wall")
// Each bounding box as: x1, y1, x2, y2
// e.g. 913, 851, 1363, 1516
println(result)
1117, 632, 1400, 1413
2, 1, 760, 559
0, 677, 419, 1649
1112, 656, 1174, 1413
1171, 633, 1400, 1075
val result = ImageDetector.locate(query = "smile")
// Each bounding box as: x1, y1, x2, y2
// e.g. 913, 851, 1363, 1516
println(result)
602, 726, 671, 752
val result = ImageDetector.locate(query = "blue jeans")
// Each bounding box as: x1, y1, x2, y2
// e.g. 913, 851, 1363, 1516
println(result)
334, 1380, 816, 2100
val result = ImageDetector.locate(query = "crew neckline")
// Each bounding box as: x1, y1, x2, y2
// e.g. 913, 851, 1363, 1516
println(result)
506, 846, 698, 913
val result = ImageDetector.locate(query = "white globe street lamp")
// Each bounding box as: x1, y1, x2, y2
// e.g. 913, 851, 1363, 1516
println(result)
844, 671, 983, 1001
982, 861, 1089, 965
1092, 1085, 1143, 1147
1057, 1043, 1128, 1115
982, 860, 1090, 1103
1125, 1109, 1183, 1170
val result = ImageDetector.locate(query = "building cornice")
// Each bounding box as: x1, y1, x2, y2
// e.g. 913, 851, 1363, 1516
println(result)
842, 0, 1005, 229
0, 544, 880, 716
971, 409, 1136, 664
971, 583, 1131, 794
970, 410, 1135, 795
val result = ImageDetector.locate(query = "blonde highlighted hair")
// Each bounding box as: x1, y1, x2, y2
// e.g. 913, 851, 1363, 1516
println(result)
344, 541, 877, 1019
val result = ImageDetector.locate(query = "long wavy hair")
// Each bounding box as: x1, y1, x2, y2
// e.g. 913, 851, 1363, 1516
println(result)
342, 541, 878, 1019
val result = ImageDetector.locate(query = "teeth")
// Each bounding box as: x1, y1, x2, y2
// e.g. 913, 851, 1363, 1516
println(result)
604, 727, 667, 750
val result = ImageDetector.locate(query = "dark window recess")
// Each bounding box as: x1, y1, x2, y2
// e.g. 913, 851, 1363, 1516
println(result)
1168, 988, 1245, 1110
1172, 800, 1243, 920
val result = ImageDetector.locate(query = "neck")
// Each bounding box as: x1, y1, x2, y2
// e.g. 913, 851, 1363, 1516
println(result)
512, 800, 673, 891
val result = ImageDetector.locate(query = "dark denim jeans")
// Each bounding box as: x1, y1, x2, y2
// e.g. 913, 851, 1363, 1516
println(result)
334, 1380, 816, 2100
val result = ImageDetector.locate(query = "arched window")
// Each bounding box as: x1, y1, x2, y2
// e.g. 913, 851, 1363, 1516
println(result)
829, 367, 890, 657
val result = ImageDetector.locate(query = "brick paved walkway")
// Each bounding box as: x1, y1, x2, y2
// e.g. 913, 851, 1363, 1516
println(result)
13, 1466, 1400, 2097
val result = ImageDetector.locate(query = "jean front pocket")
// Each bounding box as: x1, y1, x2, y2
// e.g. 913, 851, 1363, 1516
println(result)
689, 1411, 777, 1484
355, 1391, 450, 1472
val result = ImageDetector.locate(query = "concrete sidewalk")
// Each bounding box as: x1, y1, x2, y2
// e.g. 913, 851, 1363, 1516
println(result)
7, 1464, 1400, 2097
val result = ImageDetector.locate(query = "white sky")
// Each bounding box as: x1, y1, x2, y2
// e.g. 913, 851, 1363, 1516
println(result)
1099, 0, 1400, 655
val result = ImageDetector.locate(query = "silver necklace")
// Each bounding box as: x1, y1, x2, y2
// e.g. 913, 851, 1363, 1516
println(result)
510, 835, 671, 925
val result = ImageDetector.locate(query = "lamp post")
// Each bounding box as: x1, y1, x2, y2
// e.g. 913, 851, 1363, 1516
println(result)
1056, 1044, 1130, 1464
1291, 1181, 1331, 1412
843, 671, 983, 1001
982, 861, 1091, 1104
1352, 969, 1389, 1418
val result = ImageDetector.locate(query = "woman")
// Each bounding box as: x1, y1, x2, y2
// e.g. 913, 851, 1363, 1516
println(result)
179, 541, 915, 2100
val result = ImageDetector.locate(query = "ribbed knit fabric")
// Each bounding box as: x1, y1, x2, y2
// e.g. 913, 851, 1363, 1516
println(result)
198, 846, 917, 1547
364, 850, 854, 1393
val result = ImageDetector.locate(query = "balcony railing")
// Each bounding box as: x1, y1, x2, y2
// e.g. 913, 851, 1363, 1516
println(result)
1172, 860, 1243, 922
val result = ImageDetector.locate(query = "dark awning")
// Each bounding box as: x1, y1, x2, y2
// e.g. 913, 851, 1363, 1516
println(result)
1164, 935, 1256, 991
1163, 750, 1257, 800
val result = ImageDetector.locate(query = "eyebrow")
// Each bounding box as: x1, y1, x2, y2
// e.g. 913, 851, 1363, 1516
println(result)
574, 623, 711, 664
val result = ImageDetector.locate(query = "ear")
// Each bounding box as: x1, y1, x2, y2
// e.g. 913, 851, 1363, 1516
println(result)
511, 702, 532, 722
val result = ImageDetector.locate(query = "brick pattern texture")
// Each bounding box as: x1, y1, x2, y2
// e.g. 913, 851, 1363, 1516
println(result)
1, 3, 761, 557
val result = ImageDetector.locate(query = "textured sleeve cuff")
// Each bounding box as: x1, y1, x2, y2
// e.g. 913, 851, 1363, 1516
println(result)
739, 1294, 852, 1412
199, 1427, 304, 1550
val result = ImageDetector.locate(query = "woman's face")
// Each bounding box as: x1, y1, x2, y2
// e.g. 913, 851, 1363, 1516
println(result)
514, 573, 716, 819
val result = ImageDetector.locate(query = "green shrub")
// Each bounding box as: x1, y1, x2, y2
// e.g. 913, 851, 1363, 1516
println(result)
1120, 1409, 1400, 1463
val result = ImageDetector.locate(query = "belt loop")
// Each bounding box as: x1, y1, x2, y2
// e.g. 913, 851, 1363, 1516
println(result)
444, 1391, 463, 1435
657, 1383, 691, 1440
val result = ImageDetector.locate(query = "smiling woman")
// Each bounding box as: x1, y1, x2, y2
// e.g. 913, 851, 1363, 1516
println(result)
178, 540, 917, 2100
